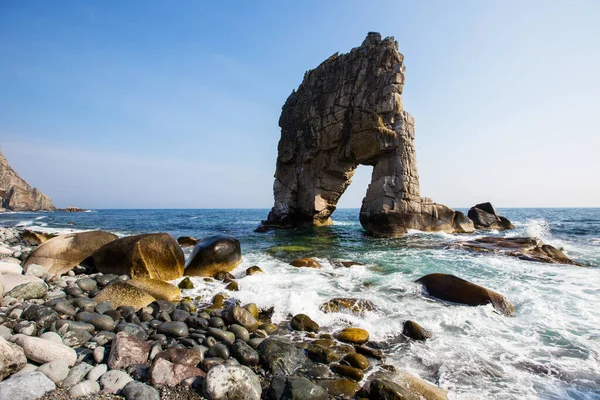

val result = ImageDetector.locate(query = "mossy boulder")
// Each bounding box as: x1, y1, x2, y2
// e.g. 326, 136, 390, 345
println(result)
93, 233, 184, 280
334, 328, 369, 344
126, 277, 181, 302
23, 231, 118, 276
94, 281, 156, 309
416, 273, 515, 316
178, 277, 194, 289
184, 235, 242, 277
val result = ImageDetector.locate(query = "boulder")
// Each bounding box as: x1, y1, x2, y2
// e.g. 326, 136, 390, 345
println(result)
320, 298, 376, 314
126, 278, 181, 301
11, 334, 77, 366
0, 371, 56, 400
154, 348, 202, 367
184, 235, 242, 277
150, 358, 205, 387
37, 359, 70, 385
203, 364, 261, 400
467, 202, 514, 230
416, 273, 515, 316
107, 332, 150, 370
177, 236, 198, 247
0, 337, 27, 381
21, 230, 56, 246
93, 233, 184, 280
290, 258, 321, 268
23, 231, 118, 276
94, 281, 156, 310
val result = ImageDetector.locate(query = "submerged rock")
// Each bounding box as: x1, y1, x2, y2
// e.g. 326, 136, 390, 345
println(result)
320, 298, 376, 314
23, 231, 118, 276
93, 233, 184, 280
184, 235, 242, 277
416, 273, 515, 316
290, 258, 321, 268
259, 32, 473, 237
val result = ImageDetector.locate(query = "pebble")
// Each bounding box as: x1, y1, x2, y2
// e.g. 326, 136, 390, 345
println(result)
87, 363, 108, 381
157, 321, 189, 337
206, 343, 229, 359
23, 263, 47, 278
11, 334, 78, 366
99, 370, 133, 394
76, 311, 116, 331
0, 371, 56, 400
69, 380, 100, 398
37, 359, 71, 384
94, 346, 106, 363
231, 339, 259, 366
62, 362, 93, 387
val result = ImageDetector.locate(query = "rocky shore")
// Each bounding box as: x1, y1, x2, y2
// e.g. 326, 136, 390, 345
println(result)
0, 222, 581, 399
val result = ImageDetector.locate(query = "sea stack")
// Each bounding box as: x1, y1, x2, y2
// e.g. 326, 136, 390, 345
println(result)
259, 32, 473, 236
0, 149, 54, 211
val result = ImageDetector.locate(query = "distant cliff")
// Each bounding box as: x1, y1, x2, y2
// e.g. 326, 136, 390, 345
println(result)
0, 149, 55, 211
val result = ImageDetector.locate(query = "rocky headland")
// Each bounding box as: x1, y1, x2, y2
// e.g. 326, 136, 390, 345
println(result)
0, 149, 54, 212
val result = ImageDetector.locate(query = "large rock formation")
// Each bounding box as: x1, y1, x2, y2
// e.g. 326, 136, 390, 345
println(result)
0, 149, 54, 211
259, 33, 473, 237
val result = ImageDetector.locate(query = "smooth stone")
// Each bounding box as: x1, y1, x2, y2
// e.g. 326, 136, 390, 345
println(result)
127, 277, 181, 302
207, 327, 235, 345
330, 363, 364, 381
37, 358, 71, 384
154, 348, 203, 367
40, 331, 63, 344
11, 334, 77, 366
258, 338, 307, 375
203, 364, 261, 400
0, 337, 27, 380
335, 327, 370, 344
93, 346, 106, 363
6, 280, 48, 300
403, 320, 432, 341
76, 312, 116, 331
63, 329, 93, 347
107, 332, 150, 370
0, 325, 12, 340
306, 343, 340, 363
270, 375, 328, 400
149, 358, 205, 387
92, 331, 115, 346
209, 317, 225, 328
341, 353, 369, 370
186, 316, 209, 330
0, 261, 23, 275
87, 363, 107, 382
23, 264, 47, 278
157, 321, 189, 338
77, 277, 98, 292
316, 379, 361, 398
56, 320, 96, 333
231, 340, 259, 366
22, 304, 59, 328
223, 305, 258, 332
170, 309, 190, 322
291, 314, 320, 333
122, 381, 160, 400
69, 380, 100, 398
95, 301, 113, 314
99, 370, 133, 394
62, 362, 93, 387
0, 371, 55, 399
93, 282, 156, 310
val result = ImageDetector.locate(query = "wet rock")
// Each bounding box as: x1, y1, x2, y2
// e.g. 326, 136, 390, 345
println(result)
76, 311, 117, 331
206, 344, 229, 359
245, 266, 263, 275
0, 371, 56, 399
11, 334, 77, 366
225, 281, 239, 291
93, 281, 156, 310
115, 322, 148, 341
402, 320, 432, 341
270, 375, 328, 400
331, 260, 365, 268
178, 277, 194, 289
150, 357, 205, 387
290, 258, 321, 268
177, 236, 198, 247
37, 358, 70, 385
341, 353, 369, 370
207, 327, 235, 345
107, 332, 150, 370
316, 378, 361, 398
126, 277, 181, 302
93, 233, 184, 280
157, 321, 189, 338
23, 231, 118, 276
122, 381, 160, 400
416, 273, 515, 316
231, 340, 259, 366
335, 327, 370, 344
77, 277, 97, 292
320, 298, 376, 314
467, 202, 514, 230
259, 338, 308, 375
69, 380, 100, 397
184, 235, 242, 277
223, 305, 259, 332
228, 324, 250, 342
203, 364, 261, 400
99, 370, 133, 394
0, 337, 27, 381
367, 369, 448, 400
306, 343, 341, 363
291, 314, 320, 333
330, 363, 364, 381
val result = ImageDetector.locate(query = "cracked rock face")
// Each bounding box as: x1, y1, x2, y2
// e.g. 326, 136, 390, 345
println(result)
261, 32, 473, 236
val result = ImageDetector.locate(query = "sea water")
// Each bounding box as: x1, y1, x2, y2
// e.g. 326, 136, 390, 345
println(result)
1, 208, 599, 399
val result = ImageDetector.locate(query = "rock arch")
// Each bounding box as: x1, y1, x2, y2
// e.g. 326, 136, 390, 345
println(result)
259, 33, 473, 237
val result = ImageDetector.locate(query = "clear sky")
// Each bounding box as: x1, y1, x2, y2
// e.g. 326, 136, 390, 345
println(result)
1, 0, 598, 209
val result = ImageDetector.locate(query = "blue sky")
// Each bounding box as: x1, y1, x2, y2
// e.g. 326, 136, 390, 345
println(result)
1, 0, 598, 208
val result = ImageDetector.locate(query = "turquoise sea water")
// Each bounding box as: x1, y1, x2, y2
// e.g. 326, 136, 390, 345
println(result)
1, 208, 599, 399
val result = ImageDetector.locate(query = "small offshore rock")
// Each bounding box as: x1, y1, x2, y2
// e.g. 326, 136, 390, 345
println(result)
94, 281, 156, 310
184, 235, 242, 277
335, 327, 370, 344
0, 371, 56, 399
290, 258, 321, 268
99, 370, 133, 394
341, 353, 369, 370
245, 266, 263, 275
291, 313, 320, 333
403, 320, 432, 341
122, 381, 160, 400
203, 364, 261, 400
69, 380, 101, 398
